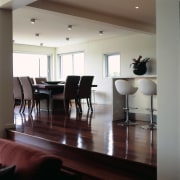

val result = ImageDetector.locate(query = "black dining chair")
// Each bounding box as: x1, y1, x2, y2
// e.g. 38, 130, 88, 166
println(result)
35, 77, 47, 84
52, 75, 80, 115
77, 76, 94, 113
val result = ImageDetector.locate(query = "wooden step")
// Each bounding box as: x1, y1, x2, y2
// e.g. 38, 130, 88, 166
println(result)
6, 129, 157, 180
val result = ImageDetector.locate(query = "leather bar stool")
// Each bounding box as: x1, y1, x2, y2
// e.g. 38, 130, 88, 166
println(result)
138, 79, 157, 129
115, 79, 138, 126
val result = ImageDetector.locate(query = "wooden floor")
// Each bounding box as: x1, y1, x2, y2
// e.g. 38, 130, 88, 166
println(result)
10, 103, 157, 179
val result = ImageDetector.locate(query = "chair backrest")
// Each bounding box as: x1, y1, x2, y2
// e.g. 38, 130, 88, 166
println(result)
115, 80, 138, 95
78, 76, 94, 98
13, 77, 23, 100
30, 77, 35, 84
19, 76, 34, 100
64, 75, 80, 99
35, 77, 47, 84
138, 79, 157, 95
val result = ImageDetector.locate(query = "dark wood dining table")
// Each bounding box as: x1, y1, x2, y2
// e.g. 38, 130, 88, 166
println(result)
33, 83, 64, 93
33, 83, 65, 111
33, 82, 97, 112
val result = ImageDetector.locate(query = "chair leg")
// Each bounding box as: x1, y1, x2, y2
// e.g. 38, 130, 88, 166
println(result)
47, 98, 49, 113
88, 98, 93, 112
19, 100, 24, 113
13, 100, 16, 111
64, 100, 70, 115
29, 100, 35, 114
75, 98, 79, 112
78, 99, 82, 113
33, 99, 39, 113
22, 100, 26, 113
69, 100, 72, 107
86, 98, 90, 108
38, 99, 40, 112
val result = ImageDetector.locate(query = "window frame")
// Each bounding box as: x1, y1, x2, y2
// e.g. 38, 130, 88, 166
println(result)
57, 51, 84, 80
104, 53, 121, 78
13, 52, 52, 80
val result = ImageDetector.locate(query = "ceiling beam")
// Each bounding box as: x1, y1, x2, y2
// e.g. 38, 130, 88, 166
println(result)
0, 0, 37, 10
29, 0, 155, 33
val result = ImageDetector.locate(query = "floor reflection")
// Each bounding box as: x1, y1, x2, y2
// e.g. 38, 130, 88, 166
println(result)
13, 104, 157, 166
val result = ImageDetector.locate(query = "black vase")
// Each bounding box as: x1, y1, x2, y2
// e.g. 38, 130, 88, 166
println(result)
133, 62, 147, 75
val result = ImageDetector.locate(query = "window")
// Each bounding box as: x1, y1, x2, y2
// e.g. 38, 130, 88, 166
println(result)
58, 52, 84, 80
13, 53, 51, 79
104, 53, 120, 77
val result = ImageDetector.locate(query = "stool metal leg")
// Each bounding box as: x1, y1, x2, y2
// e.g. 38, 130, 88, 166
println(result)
118, 95, 138, 126
141, 95, 157, 130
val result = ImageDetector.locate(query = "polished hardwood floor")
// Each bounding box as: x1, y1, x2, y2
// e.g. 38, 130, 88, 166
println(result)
10, 103, 157, 179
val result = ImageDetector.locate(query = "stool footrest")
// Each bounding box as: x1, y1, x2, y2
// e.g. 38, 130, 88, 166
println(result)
141, 123, 157, 130
123, 107, 138, 110
118, 120, 138, 126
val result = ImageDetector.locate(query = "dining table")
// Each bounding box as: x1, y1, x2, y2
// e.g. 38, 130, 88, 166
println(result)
33, 81, 98, 112
33, 82, 65, 111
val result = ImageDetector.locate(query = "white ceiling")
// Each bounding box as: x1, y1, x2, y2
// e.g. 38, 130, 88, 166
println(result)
12, 0, 156, 47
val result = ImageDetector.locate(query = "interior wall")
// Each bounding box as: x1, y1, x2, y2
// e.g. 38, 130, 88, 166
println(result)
13, 33, 156, 113
56, 33, 156, 105
13, 44, 55, 54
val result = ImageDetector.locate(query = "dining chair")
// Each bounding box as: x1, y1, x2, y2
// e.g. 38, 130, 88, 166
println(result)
34, 77, 50, 112
35, 77, 47, 84
19, 76, 49, 114
77, 76, 94, 113
30, 77, 35, 84
13, 77, 24, 113
52, 75, 80, 115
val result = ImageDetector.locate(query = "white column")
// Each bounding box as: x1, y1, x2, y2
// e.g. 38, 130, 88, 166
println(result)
157, 0, 180, 179
0, 9, 14, 138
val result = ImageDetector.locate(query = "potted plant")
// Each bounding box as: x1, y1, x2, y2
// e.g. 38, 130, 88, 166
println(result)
130, 55, 150, 75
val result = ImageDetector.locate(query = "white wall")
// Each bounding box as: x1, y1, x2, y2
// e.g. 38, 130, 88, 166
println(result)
13, 34, 156, 105
13, 33, 156, 122
57, 33, 156, 105
157, 0, 180, 179
13, 44, 55, 54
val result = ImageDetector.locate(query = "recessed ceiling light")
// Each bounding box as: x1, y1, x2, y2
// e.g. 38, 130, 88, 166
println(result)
68, 25, 72, 30
135, 6, 140, 9
99, 30, 103, 36
35, 33, 39, 37
30, 18, 36, 24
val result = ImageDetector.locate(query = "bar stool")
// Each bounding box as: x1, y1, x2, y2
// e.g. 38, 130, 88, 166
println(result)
115, 80, 138, 126
138, 79, 157, 129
